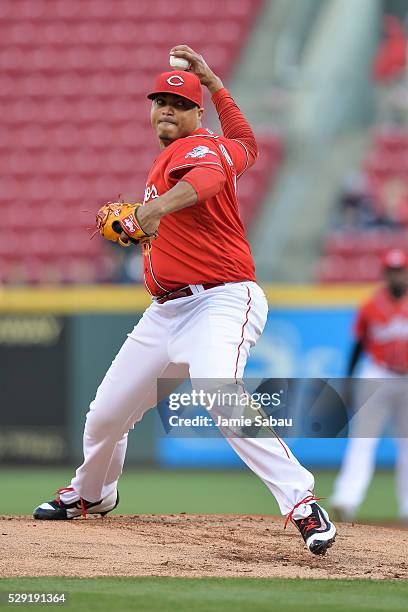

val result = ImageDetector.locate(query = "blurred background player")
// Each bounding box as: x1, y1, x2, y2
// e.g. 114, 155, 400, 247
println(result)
331, 248, 408, 522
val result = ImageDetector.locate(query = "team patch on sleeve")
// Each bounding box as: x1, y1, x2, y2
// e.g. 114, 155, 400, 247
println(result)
185, 146, 219, 159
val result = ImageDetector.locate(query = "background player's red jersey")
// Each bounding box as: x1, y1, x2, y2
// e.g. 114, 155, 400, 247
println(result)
354, 287, 408, 372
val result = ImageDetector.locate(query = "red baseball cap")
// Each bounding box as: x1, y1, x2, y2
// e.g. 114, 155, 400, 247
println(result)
147, 71, 203, 108
382, 248, 408, 269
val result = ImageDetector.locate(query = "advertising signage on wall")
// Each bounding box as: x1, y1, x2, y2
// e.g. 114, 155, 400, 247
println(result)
0, 315, 69, 464
157, 307, 397, 468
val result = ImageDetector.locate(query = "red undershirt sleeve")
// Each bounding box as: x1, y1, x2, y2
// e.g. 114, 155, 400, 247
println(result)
179, 165, 226, 202
212, 88, 258, 168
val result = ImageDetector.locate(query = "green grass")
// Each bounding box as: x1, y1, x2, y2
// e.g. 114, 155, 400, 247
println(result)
0, 468, 398, 520
0, 577, 407, 612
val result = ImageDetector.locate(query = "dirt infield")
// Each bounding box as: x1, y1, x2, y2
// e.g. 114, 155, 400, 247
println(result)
0, 514, 407, 580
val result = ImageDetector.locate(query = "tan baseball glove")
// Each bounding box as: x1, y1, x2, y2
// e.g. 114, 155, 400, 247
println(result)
95, 202, 157, 247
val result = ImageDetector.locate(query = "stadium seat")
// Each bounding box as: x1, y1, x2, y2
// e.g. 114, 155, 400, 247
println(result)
315, 256, 346, 283
53, 0, 83, 19
373, 126, 408, 152
42, 22, 72, 45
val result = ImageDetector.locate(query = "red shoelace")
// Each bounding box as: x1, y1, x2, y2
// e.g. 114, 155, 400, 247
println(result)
297, 516, 319, 533
56, 486, 87, 518
284, 495, 323, 529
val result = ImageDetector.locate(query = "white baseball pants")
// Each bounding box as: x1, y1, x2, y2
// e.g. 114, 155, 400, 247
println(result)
331, 360, 408, 518
62, 281, 315, 517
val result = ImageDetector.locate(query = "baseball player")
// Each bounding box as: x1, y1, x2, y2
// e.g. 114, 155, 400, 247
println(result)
33, 46, 336, 555
331, 248, 408, 521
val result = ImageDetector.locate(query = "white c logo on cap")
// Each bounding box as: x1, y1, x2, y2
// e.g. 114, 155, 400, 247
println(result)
167, 75, 185, 87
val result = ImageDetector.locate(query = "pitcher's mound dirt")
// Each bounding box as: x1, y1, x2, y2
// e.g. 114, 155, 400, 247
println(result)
1, 514, 407, 580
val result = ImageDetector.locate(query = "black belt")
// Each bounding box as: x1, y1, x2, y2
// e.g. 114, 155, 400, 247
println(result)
154, 282, 226, 304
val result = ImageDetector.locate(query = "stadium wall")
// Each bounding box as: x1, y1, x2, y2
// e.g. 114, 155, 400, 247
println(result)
0, 284, 395, 467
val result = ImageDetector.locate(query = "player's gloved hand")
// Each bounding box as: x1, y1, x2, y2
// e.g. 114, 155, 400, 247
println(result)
95, 202, 158, 247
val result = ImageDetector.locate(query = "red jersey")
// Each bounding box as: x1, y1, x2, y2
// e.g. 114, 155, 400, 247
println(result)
142, 120, 256, 296
354, 287, 408, 372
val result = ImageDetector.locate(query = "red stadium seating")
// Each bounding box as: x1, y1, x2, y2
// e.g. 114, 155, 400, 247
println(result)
317, 229, 408, 283
0, 0, 283, 284
317, 122, 408, 283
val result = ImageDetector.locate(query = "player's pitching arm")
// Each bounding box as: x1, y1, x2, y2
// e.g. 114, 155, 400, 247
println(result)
171, 45, 258, 167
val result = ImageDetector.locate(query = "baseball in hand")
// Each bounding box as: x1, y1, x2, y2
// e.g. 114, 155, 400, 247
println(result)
169, 55, 190, 70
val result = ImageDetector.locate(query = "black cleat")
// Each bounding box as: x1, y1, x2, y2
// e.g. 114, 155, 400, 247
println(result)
33, 487, 119, 520
285, 495, 337, 556
293, 503, 337, 555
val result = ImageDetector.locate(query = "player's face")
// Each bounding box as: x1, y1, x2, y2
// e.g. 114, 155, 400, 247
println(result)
150, 94, 204, 148
385, 267, 408, 297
